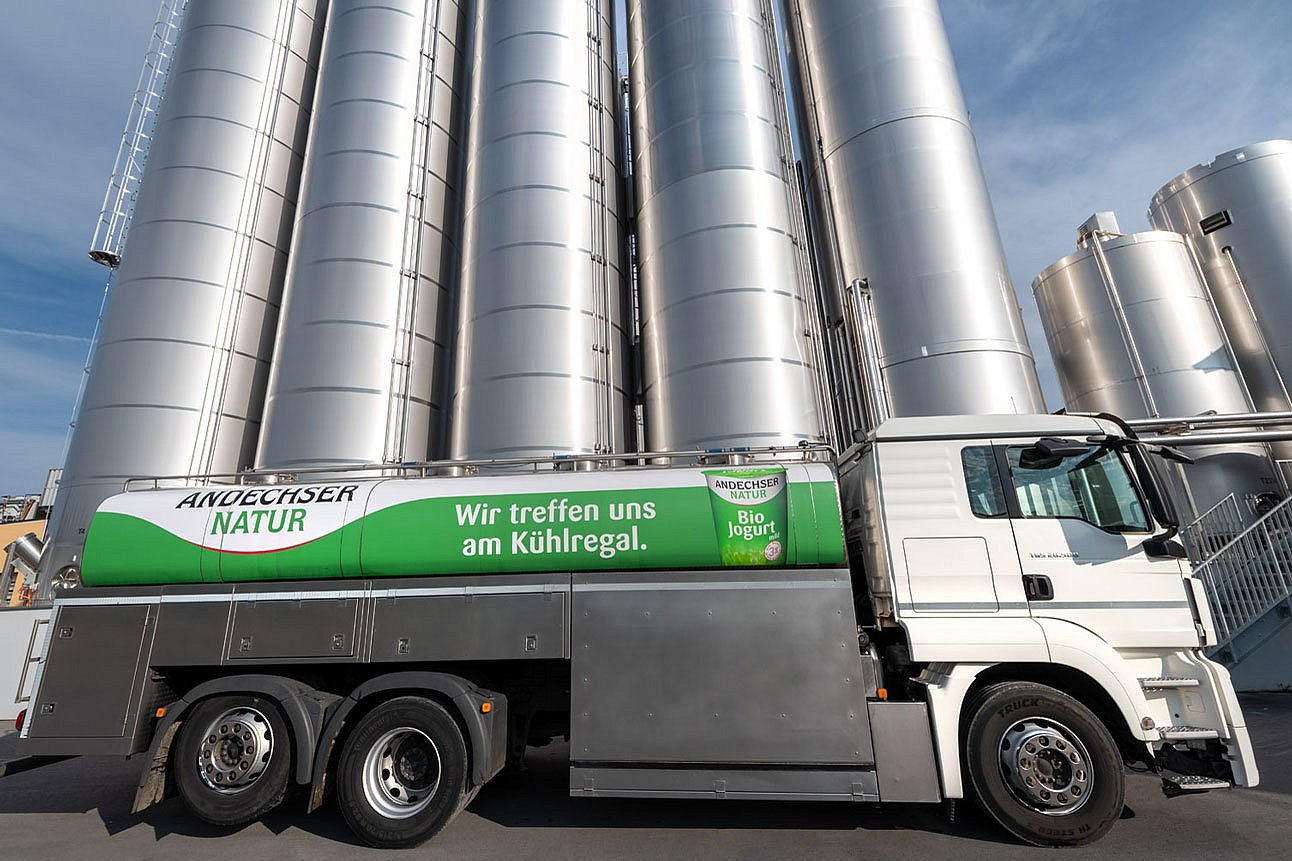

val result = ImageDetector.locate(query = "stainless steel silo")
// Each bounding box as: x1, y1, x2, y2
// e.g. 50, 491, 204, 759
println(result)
1033, 217, 1279, 517
448, 0, 633, 460
1148, 141, 1292, 417
627, 0, 828, 452
41, 0, 327, 587
782, 0, 1045, 419
257, 0, 469, 470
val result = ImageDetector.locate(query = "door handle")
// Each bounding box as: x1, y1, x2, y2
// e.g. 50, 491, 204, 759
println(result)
1023, 574, 1054, 601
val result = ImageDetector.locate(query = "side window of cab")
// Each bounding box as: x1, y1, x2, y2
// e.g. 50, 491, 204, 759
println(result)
961, 446, 1008, 518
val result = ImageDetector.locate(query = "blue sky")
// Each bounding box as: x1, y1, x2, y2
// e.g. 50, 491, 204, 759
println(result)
1, 1, 1290, 493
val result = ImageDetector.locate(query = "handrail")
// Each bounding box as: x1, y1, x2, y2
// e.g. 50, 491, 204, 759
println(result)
1194, 494, 1292, 647
1180, 493, 1247, 562
15, 617, 49, 705
121, 444, 839, 492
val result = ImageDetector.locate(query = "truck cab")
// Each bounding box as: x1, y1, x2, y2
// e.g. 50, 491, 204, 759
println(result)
841, 414, 1257, 840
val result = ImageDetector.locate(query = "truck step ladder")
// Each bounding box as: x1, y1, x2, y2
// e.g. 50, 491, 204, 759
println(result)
1158, 726, 1221, 742
1139, 677, 1201, 690
1161, 774, 1231, 797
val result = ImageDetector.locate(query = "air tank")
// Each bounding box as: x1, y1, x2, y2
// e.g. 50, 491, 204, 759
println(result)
42, 0, 327, 586
627, 0, 827, 451
257, 0, 469, 470
1148, 141, 1292, 418
782, 0, 1045, 419
1033, 214, 1279, 517
448, 0, 633, 460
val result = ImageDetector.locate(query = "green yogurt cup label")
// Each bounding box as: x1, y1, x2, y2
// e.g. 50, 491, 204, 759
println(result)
703, 467, 788, 567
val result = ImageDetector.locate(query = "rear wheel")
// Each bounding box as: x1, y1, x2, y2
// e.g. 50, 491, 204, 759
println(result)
964, 682, 1124, 847
336, 696, 471, 848
173, 695, 292, 827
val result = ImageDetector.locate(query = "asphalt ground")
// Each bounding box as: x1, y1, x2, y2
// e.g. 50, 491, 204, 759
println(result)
0, 693, 1289, 860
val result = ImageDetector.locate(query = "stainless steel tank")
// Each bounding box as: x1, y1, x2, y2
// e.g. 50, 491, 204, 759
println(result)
1148, 141, 1292, 417
782, 0, 1045, 419
628, 0, 827, 451
1033, 220, 1279, 517
448, 0, 633, 459
41, 0, 328, 586
257, 0, 469, 470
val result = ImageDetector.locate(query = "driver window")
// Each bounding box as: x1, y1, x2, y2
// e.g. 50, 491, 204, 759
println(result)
1006, 445, 1150, 533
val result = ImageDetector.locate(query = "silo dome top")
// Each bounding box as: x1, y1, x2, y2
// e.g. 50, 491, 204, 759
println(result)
1149, 139, 1292, 212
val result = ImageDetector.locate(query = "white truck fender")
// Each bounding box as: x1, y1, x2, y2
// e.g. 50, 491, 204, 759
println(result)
1033, 618, 1157, 742
914, 662, 990, 799
916, 622, 1159, 799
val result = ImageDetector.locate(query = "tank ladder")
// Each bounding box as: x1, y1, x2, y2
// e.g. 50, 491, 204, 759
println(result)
87, 0, 188, 268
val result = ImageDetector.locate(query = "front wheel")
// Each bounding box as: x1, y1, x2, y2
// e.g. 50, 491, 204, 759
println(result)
336, 696, 471, 848
963, 682, 1125, 847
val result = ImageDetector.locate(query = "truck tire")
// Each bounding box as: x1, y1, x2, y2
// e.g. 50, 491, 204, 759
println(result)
173, 695, 293, 827
336, 696, 471, 848
963, 681, 1124, 847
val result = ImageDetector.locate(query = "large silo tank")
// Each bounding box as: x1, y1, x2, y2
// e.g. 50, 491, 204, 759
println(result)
1148, 141, 1292, 416
448, 0, 633, 460
628, 0, 826, 451
1033, 223, 1279, 516
783, 0, 1045, 418
42, 0, 327, 585
257, 0, 469, 470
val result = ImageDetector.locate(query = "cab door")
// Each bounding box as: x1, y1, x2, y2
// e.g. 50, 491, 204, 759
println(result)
997, 440, 1200, 649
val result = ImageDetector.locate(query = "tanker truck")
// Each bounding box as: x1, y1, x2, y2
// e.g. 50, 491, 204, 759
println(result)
1, 413, 1257, 848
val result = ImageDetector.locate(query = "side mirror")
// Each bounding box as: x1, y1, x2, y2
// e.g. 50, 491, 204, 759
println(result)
1017, 438, 1089, 471
1148, 443, 1196, 466
1143, 537, 1188, 559
1129, 445, 1181, 537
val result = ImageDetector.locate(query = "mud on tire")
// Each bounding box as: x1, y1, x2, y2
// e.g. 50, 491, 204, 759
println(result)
173, 694, 293, 827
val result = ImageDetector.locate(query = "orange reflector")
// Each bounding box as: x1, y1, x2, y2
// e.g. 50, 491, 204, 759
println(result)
155, 707, 167, 719
876, 688, 888, 701
480, 702, 492, 714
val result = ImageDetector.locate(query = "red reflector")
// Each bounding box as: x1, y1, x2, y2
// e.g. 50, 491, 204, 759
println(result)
14, 709, 26, 733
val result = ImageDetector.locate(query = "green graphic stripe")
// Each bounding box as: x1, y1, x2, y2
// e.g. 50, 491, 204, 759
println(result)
82, 481, 846, 586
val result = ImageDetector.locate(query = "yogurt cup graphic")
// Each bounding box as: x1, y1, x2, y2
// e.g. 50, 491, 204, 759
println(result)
703, 467, 788, 567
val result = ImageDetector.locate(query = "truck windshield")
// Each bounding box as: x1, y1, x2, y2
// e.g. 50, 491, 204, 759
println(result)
1006, 445, 1150, 533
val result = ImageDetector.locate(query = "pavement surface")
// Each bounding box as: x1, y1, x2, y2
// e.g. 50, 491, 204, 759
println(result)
0, 693, 1289, 860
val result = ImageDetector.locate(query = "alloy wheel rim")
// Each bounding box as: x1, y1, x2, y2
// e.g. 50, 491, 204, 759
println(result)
196, 706, 274, 794
998, 715, 1094, 815
361, 727, 441, 819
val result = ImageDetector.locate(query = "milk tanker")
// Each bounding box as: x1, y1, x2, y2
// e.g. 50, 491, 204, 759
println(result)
7, 416, 1259, 849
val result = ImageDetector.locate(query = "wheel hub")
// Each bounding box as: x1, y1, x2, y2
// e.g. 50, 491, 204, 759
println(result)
196, 707, 273, 794
363, 727, 441, 819
999, 717, 1093, 815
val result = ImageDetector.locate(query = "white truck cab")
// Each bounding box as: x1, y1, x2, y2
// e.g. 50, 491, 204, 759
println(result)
840, 413, 1257, 842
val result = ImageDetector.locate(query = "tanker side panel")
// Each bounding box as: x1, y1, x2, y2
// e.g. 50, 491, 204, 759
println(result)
81, 465, 844, 587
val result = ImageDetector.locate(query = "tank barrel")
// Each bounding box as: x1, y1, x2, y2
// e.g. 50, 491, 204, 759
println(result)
782, 0, 1045, 419
628, 0, 828, 452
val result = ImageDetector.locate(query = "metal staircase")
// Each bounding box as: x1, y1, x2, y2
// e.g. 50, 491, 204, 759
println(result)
1191, 494, 1292, 665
